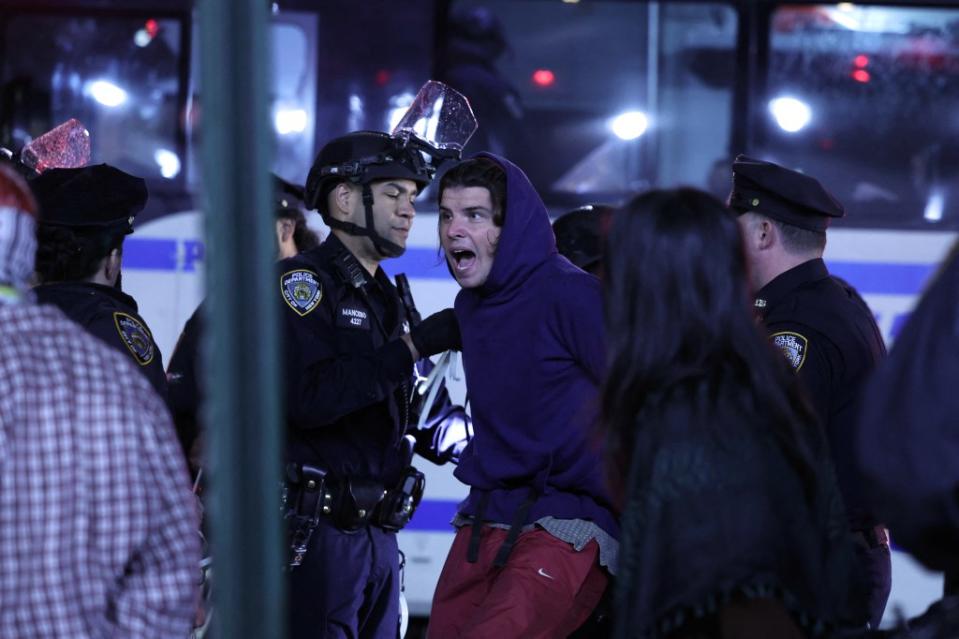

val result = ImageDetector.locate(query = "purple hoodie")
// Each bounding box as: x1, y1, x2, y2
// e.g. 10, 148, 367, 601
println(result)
452, 153, 618, 538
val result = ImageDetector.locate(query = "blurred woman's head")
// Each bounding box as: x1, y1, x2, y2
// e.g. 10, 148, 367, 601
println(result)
601, 187, 818, 499
603, 188, 749, 378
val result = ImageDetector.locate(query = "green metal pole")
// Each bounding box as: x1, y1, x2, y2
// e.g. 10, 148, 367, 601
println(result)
197, 1, 284, 637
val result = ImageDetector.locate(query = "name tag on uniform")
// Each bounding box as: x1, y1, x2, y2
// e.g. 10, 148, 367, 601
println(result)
337, 305, 370, 330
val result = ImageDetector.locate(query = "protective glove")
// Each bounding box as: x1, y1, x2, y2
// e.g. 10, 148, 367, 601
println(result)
409, 308, 461, 358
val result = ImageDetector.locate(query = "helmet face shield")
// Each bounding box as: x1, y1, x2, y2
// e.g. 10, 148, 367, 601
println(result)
391, 80, 478, 156
305, 81, 477, 211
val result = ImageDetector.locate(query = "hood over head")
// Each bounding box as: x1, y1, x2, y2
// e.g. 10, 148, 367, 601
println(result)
455, 152, 556, 304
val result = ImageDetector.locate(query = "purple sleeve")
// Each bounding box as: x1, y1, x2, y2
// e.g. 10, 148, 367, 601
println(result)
552, 273, 606, 383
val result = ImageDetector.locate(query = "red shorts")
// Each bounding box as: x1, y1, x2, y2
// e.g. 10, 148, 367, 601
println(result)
427, 525, 608, 638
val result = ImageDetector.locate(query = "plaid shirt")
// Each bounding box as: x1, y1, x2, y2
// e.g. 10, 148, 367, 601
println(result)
0, 302, 200, 638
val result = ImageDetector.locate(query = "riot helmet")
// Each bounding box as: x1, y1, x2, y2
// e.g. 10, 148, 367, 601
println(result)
305, 81, 477, 258
552, 204, 614, 274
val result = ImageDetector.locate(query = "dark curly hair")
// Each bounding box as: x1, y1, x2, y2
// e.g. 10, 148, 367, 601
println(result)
438, 157, 507, 226
277, 207, 321, 253
34, 224, 124, 283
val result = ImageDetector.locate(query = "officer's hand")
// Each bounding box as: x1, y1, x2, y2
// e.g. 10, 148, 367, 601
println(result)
409, 309, 461, 358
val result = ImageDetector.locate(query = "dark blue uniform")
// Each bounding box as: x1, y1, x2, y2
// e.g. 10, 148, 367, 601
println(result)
855, 247, 959, 593
166, 304, 203, 460
34, 281, 167, 399
755, 257, 889, 626
281, 233, 418, 639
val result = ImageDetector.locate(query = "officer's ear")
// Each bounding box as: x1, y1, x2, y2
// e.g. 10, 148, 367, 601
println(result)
756, 218, 777, 251
330, 182, 357, 220
103, 248, 122, 285
742, 213, 775, 252
276, 218, 294, 243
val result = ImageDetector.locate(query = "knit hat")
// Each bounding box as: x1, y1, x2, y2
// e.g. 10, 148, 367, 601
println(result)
0, 163, 38, 302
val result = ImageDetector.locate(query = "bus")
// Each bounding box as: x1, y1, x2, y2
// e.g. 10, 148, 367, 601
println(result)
2, 0, 956, 630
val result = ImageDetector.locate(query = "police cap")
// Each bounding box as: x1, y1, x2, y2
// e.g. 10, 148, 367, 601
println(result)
31, 163, 147, 235
305, 131, 432, 212
552, 204, 614, 271
728, 155, 843, 232
273, 174, 306, 219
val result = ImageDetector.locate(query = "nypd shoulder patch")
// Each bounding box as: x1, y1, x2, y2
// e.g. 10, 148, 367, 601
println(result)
771, 331, 808, 370
113, 312, 155, 366
281, 269, 323, 317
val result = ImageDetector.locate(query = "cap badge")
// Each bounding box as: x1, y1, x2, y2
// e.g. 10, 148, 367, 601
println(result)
751, 198, 760, 207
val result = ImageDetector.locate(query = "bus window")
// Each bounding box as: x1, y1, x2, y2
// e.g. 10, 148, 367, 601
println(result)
265, 12, 319, 186
439, 1, 738, 209
307, 0, 435, 172
0, 12, 186, 220
0, 13, 185, 220
764, 4, 959, 230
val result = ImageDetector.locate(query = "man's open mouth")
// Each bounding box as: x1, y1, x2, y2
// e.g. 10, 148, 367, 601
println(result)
450, 249, 477, 272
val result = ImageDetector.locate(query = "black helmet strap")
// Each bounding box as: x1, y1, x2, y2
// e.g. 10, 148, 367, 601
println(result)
324, 182, 405, 259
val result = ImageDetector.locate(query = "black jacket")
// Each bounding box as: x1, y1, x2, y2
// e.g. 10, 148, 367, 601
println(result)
279, 234, 419, 485
755, 258, 886, 529
34, 281, 168, 399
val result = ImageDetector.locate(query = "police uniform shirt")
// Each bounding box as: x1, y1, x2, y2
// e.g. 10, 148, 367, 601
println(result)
34, 281, 168, 399
279, 233, 415, 485
755, 257, 886, 525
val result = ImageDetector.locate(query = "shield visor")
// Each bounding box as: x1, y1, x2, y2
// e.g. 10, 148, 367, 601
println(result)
391, 81, 478, 155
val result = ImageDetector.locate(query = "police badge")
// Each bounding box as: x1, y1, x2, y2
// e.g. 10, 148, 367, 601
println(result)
113, 312, 155, 365
771, 331, 808, 370
281, 269, 322, 317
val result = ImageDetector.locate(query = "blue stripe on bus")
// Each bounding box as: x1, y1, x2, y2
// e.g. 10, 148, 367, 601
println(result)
405, 498, 461, 532
380, 247, 449, 280
122, 238, 937, 296
827, 261, 935, 296
124, 238, 179, 270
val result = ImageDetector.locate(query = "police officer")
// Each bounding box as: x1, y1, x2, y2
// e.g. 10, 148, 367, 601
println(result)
283, 130, 461, 638
729, 155, 889, 628
552, 203, 614, 276
31, 164, 167, 398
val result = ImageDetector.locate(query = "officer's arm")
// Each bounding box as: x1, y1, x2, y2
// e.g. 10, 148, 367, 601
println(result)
765, 321, 833, 423
283, 291, 414, 428
87, 310, 170, 400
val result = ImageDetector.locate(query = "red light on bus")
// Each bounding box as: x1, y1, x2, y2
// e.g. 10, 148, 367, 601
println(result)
145, 19, 159, 38
853, 54, 869, 68
375, 69, 391, 86
851, 69, 871, 83
531, 69, 555, 87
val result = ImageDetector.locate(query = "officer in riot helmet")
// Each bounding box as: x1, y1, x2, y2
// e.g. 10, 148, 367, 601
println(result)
552, 203, 614, 276
283, 83, 475, 638
31, 164, 168, 399
729, 155, 889, 628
